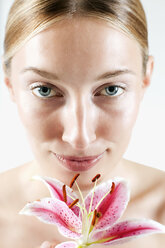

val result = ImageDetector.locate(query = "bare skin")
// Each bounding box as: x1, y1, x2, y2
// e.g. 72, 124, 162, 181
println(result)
1, 17, 165, 247
0, 159, 164, 248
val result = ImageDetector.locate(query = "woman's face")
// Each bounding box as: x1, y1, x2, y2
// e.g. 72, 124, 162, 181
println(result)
7, 17, 152, 181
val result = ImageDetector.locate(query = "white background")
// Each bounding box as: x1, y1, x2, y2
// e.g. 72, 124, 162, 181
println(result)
0, 0, 165, 173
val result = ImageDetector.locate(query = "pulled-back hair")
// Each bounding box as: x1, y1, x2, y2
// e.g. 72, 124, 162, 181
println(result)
3, 0, 148, 74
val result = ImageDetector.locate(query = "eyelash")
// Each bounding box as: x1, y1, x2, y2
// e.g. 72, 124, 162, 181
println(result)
30, 83, 125, 99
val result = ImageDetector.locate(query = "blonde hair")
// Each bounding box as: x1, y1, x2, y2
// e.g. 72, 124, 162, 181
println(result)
3, 0, 148, 75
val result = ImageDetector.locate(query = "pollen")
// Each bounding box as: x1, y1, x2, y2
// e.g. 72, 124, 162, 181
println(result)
110, 182, 115, 194
69, 198, 79, 209
62, 184, 67, 203
92, 174, 101, 182
69, 173, 80, 188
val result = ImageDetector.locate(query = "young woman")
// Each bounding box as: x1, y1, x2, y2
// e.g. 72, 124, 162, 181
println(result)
1, 0, 164, 247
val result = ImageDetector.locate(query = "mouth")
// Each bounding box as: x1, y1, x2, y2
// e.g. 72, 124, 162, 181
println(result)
54, 152, 105, 172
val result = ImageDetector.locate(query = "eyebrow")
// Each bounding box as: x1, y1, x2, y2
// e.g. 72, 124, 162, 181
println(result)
21, 67, 59, 80
96, 69, 135, 80
21, 67, 135, 81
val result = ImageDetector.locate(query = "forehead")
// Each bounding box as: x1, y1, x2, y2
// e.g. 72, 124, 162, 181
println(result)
11, 17, 143, 80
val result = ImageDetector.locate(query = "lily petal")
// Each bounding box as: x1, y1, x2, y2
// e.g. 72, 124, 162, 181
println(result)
55, 242, 78, 248
33, 176, 80, 216
85, 178, 129, 230
90, 219, 165, 245
20, 197, 82, 239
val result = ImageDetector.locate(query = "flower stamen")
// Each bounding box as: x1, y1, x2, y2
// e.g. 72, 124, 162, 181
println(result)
70, 173, 80, 188
92, 174, 101, 183
92, 209, 97, 226
69, 198, 79, 209
89, 209, 102, 234
89, 174, 101, 215
110, 182, 115, 194
62, 184, 67, 203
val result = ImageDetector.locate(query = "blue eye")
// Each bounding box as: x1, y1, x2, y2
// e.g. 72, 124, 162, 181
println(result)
99, 86, 124, 97
33, 86, 55, 98
38, 86, 52, 97
31, 85, 62, 98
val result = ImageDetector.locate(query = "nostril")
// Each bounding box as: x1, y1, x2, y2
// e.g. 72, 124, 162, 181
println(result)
62, 131, 96, 149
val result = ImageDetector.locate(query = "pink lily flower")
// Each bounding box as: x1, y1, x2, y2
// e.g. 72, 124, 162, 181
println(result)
20, 174, 165, 248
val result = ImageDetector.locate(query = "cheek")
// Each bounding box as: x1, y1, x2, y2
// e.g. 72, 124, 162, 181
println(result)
16, 96, 64, 142
96, 94, 141, 142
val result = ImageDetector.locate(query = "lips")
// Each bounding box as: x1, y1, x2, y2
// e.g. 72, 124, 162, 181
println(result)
54, 152, 104, 171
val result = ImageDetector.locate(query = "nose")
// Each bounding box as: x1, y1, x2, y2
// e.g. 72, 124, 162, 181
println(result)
61, 97, 97, 149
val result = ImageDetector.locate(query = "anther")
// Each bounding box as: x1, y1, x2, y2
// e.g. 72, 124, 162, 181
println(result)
92, 174, 101, 183
69, 173, 80, 188
92, 209, 97, 226
62, 185, 67, 203
110, 182, 115, 194
69, 199, 79, 209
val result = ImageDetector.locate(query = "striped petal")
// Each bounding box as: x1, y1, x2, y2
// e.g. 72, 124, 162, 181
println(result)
90, 219, 165, 245
33, 176, 80, 216
55, 241, 78, 248
20, 197, 82, 239
85, 178, 129, 230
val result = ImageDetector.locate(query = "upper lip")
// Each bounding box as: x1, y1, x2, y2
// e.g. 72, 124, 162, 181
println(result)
55, 152, 105, 161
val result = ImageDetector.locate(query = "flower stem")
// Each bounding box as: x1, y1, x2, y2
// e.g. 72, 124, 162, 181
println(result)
95, 189, 110, 210
88, 180, 97, 214
75, 181, 87, 215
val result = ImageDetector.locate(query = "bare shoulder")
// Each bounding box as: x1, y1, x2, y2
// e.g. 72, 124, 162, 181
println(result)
125, 159, 165, 201
124, 159, 165, 186
123, 159, 165, 224
0, 163, 32, 216
0, 163, 65, 247
0, 166, 21, 202
0, 163, 28, 197
0, 164, 26, 246
0, 161, 39, 218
